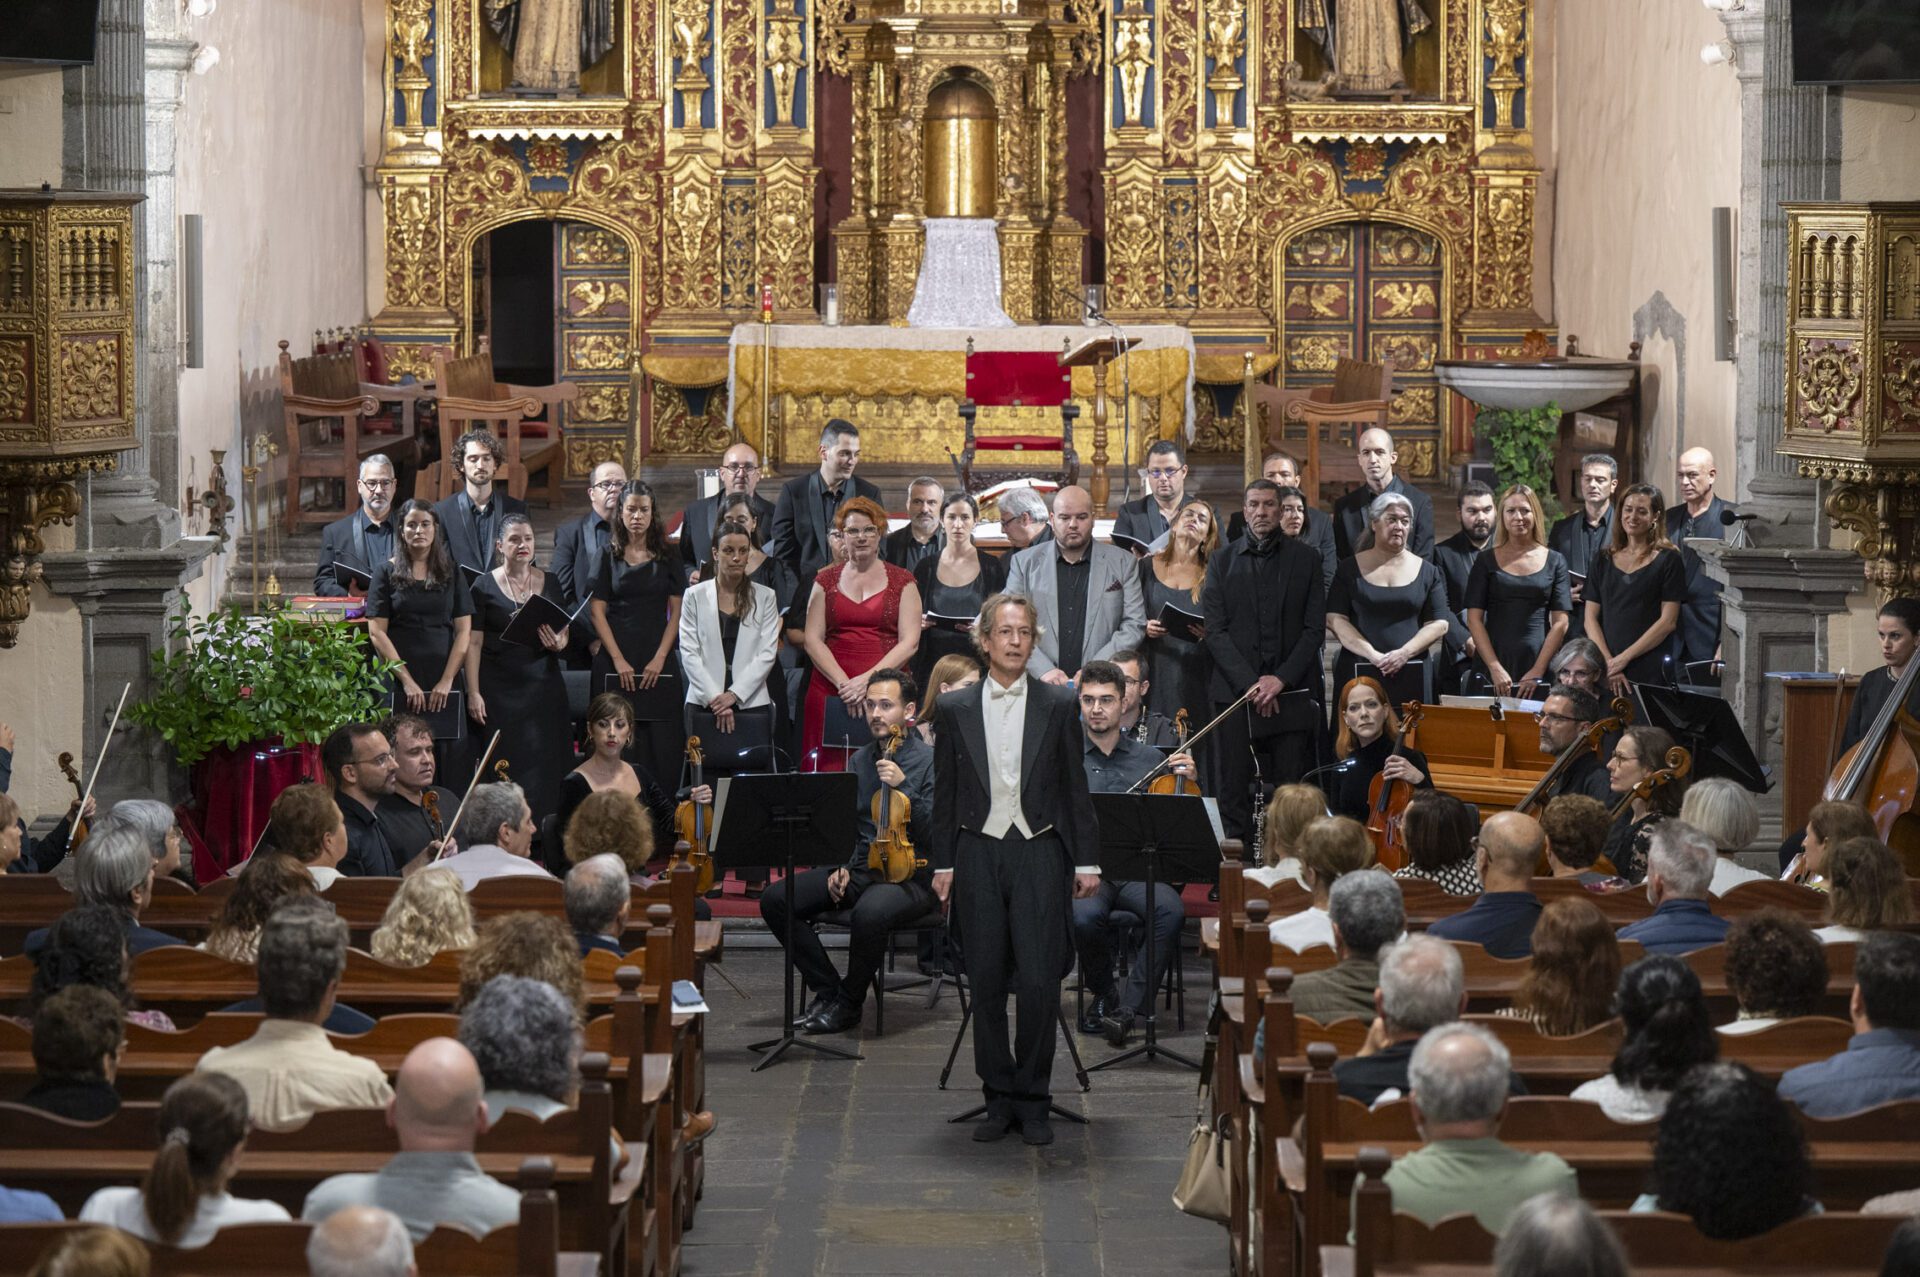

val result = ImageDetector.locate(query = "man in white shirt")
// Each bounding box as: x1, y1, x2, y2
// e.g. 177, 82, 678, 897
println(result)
437, 783, 554, 891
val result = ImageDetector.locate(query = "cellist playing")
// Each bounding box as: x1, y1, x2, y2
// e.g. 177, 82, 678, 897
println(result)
1839, 599, 1920, 755
757, 666, 936, 1037
1327, 676, 1431, 823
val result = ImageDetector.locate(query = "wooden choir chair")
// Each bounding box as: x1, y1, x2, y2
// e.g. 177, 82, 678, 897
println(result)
956, 398, 1081, 496
278, 339, 422, 533
431, 337, 577, 506
1242, 356, 1392, 504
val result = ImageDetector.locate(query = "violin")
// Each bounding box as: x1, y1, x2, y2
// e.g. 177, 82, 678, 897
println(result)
422, 788, 444, 841
493, 758, 511, 784
672, 737, 716, 894
57, 751, 88, 852
1148, 707, 1203, 796
867, 724, 926, 883
1365, 701, 1426, 872
1822, 657, 1920, 856
1609, 746, 1693, 820
1514, 695, 1633, 816
1126, 690, 1253, 794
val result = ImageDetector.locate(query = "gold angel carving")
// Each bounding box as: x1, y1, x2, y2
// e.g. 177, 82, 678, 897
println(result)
1113, 14, 1155, 126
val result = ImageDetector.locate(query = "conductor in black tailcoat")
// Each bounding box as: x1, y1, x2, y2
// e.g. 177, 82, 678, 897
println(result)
932, 591, 1099, 1147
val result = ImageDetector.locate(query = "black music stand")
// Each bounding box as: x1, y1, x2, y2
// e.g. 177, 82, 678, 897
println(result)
937, 925, 1092, 1125
709, 771, 862, 1071
1084, 792, 1213, 1072
1633, 684, 1771, 792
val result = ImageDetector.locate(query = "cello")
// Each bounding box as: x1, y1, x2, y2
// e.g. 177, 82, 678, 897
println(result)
672, 737, 717, 894
1513, 695, 1634, 817
1366, 701, 1426, 871
866, 725, 926, 883
1821, 654, 1920, 857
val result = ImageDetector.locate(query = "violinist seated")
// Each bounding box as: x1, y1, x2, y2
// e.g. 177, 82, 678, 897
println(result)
1601, 725, 1686, 885
1072, 661, 1193, 1049
758, 666, 938, 1037
432, 783, 556, 891
0, 721, 94, 874
1326, 676, 1431, 824
1532, 684, 1617, 805
376, 714, 460, 868
1838, 598, 1920, 756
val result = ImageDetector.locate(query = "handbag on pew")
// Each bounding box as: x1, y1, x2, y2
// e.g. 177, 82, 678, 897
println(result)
1171, 1080, 1231, 1224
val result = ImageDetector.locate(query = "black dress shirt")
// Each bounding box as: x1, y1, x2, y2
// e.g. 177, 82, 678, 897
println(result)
1429, 530, 1486, 657
336, 791, 398, 877
1665, 496, 1731, 667
847, 732, 936, 875
766, 471, 883, 575
433, 489, 528, 575
313, 512, 396, 597
882, 526, 942, 572
1332, 476, 1436, 560
376, 786, 460, 865
1548, 506, 1613, 585
552, 510, 615, 610
1200, 531, 1327, 707
1550, 749, 1617, 804
1081, 732, 1161, 793
1053, 551, 1095, 676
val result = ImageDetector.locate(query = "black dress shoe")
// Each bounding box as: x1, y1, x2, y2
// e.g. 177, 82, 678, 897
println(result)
1102, 1007, 1135, 1048
791, 991, 832, 1028
802, 997, 862, 1035
972, 1112, 1017, 1142
1078, 995, 1110, 1035
1020, 1117, 1055, 1146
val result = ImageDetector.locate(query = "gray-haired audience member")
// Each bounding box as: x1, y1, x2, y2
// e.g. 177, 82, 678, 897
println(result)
25, 821, 185, 956
458, 975, 581, 1122
997, 486, 1051, 552
441, 782, 552, 891
1677, 777, 1767, 895
1354, 1023, 1574, 1238
101, 798, 184, 879
1618, 820, 1729, 955
566, 854, 631, 957
307, 1205, 417, 1277
1493, 1192, 1628, 1277
1289, 872, 1404, 1022
1332, 933, 1513, 1106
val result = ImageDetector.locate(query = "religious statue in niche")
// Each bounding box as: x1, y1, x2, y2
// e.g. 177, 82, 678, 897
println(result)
1297, 0, 1431, 97
484, 0, 617, 94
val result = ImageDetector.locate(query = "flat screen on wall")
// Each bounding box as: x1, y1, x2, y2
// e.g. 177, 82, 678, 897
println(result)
1793, 1, 1920, 85
0, 0, 102, 66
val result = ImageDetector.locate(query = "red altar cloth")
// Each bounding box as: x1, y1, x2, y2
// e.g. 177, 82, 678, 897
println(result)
179, 739, 321, 882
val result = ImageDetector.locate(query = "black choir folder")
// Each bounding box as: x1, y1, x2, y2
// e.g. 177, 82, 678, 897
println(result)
386, 689, 466, 741
602, 671, 682, 721
924, 611, 977, 634
501, 592, 590, 649
1110, 529, 1170, 557
1157, 601, 1205, 644
330, 559, 373, 593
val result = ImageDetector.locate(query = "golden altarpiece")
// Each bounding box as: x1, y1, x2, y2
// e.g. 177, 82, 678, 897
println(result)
367, 0, 1548, 477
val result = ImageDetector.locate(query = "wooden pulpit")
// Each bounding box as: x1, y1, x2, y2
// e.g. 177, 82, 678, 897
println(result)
1059, 334, 1143, 515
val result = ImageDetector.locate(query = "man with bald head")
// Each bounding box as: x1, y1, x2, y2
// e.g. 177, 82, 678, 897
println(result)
307, 1206, 417, 1277
302, 1037, 521, 1242
1331, 427, 1435, 560
1426, 811, 1545, 958
1666, 446, 1731, 683
1005, 485, 1145, 685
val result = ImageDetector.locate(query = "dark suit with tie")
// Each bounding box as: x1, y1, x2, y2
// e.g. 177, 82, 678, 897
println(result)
933, 674, 1098, 1123
1332, 475, 1435, 560
313, 511, 396, 597
678, 491, 775, 577
766, 471, 882, 575
433, 489, 528, 576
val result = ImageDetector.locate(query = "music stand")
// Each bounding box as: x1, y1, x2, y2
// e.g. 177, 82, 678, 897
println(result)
708, 771, 862, 1070
1085, 792, 1214, 1071
1633, 683, 1772, 793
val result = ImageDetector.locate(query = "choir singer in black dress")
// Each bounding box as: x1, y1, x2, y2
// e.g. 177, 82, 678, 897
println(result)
932, 593, 1099, 1146
465, 514, 573, 827
1327, 491, 1452, 705
1582, 483, 1686, 694
591, 480, 686, 784
367, 500, 473, 716
1839, 598, 1920, 753
1464, 484, 1572, 699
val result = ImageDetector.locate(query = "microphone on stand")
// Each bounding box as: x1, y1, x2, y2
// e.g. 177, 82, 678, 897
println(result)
1300, 758, 1357, 784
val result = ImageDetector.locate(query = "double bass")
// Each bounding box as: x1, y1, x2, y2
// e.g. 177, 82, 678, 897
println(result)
672, 737, 717, 894
1366, 701, 1426, 871
1513, 696, 1634, 817
1822, 655, 1920, 857
866, 725, 926, 883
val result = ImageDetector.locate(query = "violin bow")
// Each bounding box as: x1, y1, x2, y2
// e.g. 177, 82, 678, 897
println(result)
77, 683, 131, 825
1124, 689, 1253, 794
436, 730, 502, 860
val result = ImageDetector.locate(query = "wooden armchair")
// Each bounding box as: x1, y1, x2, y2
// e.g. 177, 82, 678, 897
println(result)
432, 337, 577, 506
1243, 357, 1392, 505
956, 398, 1081, 495
278, 339, 420, 533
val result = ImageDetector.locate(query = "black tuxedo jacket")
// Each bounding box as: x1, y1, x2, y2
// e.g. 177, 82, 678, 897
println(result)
678, 491, 775, 576
552, 510, 614, 611
766, 471, 882, 575
930, 675, 1099, 874
313, 512, 396, 597
1332, 476, 1435, 560
1200, 534, 1328, 705
433, 490, 528, 577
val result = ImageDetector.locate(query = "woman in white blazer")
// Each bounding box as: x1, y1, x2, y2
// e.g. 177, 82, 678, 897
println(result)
679, 519, 782, 733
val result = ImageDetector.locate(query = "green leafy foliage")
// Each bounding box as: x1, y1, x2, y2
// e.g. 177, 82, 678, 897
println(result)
127, 603, 397, 765
1478, 401, 1564, 520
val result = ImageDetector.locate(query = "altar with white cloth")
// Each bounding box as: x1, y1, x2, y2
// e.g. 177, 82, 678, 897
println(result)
726, 324, 1197, 473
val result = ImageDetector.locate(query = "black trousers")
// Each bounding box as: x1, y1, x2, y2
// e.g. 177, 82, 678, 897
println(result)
1071, 878, 1185, 1015
758, 866, 938, 1005
1215, 701, 1314, 842
954, 829, 1071, 1122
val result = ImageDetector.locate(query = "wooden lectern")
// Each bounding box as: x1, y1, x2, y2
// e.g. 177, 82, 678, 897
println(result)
1059, 334, 1143, 515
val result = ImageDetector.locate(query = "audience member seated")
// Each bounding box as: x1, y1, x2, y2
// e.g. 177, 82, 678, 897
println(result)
200, 852, 315, 963
1720, 911, 1828, 1035
458, 975, 582, 1123
566, 854, 630, 956
92, 799, 185, 887
1291, 872, 1405, 1022
306, 1205, 416, 1277
196, 898, 394, 1130
1636, 1062, 1818, 1239
265, 782, 349, 891
23, 985, 124, 1120
1617, 821, 1728, 955
1817, 837, 1916, 943
1493, 1193, 1628, 1277
1334, 934, 1523, 1105
302, 1038, 521, 1243
1782, 799, 1878, 889
439, 782, 553, 891
0, 1181, 60, 1225
1246, 784, 1325, 889
26, 903, 176, 1031
23, 1225, 148, 1275
1779, 931, 1920, 1117
1570, 955, 1717, 1121
1506, 897, 1620, 1037
1678, 777, 1767, 895
1881, 1219, 1920, 1277
25, 825, 185, 958
1427, 811, 1545, 958
1352, 1023, 1574, 1237
1539, 794, 1628, 889
1391, 791, 1482, 897
456, 911, 586, 1022
1268, 816, 1374, 954
368, 866, 477, 967
561, 788, 713, 922
79, 1071, 290, 1246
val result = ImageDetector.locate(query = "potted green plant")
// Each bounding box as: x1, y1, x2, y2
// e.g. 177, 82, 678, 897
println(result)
1477, 400, 1563, 519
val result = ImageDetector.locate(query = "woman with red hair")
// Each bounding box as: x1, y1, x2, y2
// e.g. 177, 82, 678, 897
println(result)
800, 496, 922, 771
1327, 675, 1431, 822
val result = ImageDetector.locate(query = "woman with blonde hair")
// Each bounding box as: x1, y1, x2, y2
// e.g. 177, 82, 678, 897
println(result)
25, 1226, 150, 1277
368, 867, 476, 966
1465, 483, 1572, 698
1677, 777, 1767, 895
1266, 815, 1374, 954
916, 652, 982, 745
1248, 783, 1328, 885
200, 853, 315, 963
1140, 496, 1219, 745
1818, 837, 1917, 943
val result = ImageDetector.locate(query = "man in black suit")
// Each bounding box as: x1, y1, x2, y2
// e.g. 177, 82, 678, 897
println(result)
312, 454, 401, 596
1112, 439, 1193, 551
1533, 684, 1617, 804
1332, 428, 1435, 559
433, 429, 527, 575
1202, 480, 1329, 841
1547, 453, 1616, 605
1227, 451, 1336, 588
566, 854, 631, 957
677, 441, 774, 580
552, 458, 626, 611
1429, 481, 1495, 692
767, 419, 881, 575
1665, 447, 1731, 684
882, 477, 944, 571
932, 593, 1099, 1146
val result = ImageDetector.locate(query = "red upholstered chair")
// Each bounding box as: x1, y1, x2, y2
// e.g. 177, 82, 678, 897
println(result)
956, 398, 1081, 495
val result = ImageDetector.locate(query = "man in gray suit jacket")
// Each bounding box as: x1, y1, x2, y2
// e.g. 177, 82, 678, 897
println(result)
1004, 485, 1145, 684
